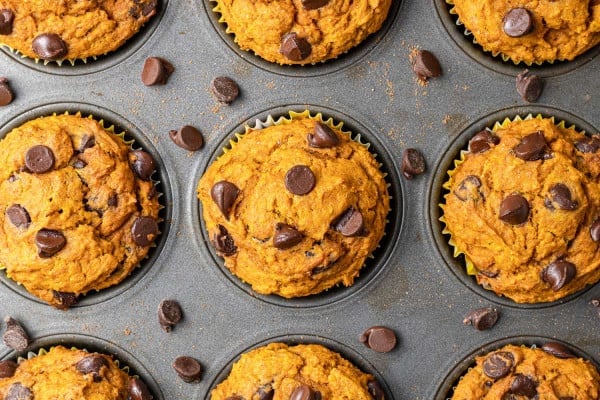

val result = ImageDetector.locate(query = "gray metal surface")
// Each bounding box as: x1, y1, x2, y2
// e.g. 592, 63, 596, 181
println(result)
0, 1, 598, 399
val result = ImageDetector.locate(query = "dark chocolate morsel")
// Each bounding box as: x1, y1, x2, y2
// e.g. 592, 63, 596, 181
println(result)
468, 129, 500, 153
257, 386, 274, 400
541, 342, 576, 359
462, 307, 499, 331
273, 223, 304, 249
290, 385, 320, 400
6, 204, 30, 228
546, 183, 578, 211
367, 380, 385, 400
0, 9, 14, 35
158, 299, 183, 332
212, 224, 237, 256
0, 77, 13, 106
574, 136, 600, 153
401, 148, 426, 179
225, 397, 244, 400
0, 360, 17, 378
503, 8, 533, 37
482, 351, 514, 379
141, 0, 157, 17
499, 194, 529, 225
280, 33, 311, 61
513, 131, 549, 161
76, 354, 109, 382
301, 0, 330, 9
510, 374, 537, 398
333, 207, 364, 237
108, 194, 118, 207
516, 69, 543, 103
6, 383, 33, 400
129, 377, 154, 400
169, 125, 204, 151
32, 33, 68, 60
2, 316, 30, 351
131, 216, 159, 246
285, 165, 316, 196
411, 50, 442, 81
453, 175, 482, 202
307, 122, 339, 148
210, 181, 240, 219
359, 326, 397, 353
25, 145, 55, 173
210, 76, 240, 104
541, 259, 576, 291
36, 229, 66, 258
52, 291, 79, 310
591, 218, 600, 242
173, 356, 202, 383
130, 150, 156, 181
141, 57, 174, 86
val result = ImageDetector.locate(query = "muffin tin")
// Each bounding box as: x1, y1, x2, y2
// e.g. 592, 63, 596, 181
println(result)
0, 1, 598, 398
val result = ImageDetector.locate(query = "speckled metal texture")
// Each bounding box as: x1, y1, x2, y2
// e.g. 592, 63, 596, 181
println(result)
0, 1, 598, 399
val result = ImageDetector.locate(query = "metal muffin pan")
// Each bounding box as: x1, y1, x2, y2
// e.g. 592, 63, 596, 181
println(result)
0, 1, 597, 399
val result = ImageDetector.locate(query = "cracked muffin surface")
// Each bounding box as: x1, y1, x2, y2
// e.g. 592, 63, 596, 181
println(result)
212, 0, 392, 64
0, 114, 160, 308
0, 0, 158, 61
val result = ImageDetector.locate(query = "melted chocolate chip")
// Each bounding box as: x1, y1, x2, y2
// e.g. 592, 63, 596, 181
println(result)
307, 122, 339, 148
131, 216, 158, 246
173, 356, 202, 383
36, 229, 66, 258
78, 134, 96, 152
285, 165, 316, 195
210, 181, 240, 219
545, 183, 578, 211
516, 70, 543, 102
0, 360, 17, 378
541, 259, 576, 291
482, 351, 514, 379
468, 129, 500, 153
367, 380, 385, 400
280, 33, 311, 61
129, 377, 154, 400
401, 148, 426, 179
158, 299, 183, 332
2, 316, 30, 351
499, 194, 529, 225
359, 326, 397, 353
6, 204, 30, 228
411, 50, 442, 81
76, 355, 109, 382
462, 307, 499, 331
141, 57, 174, 86
591, 218, 600, 242
332, 207, 364, 237
273, 223, 304, 249
0, 9, 14, 35
212, 224, 237, 256
25, 145, 55, 173
574, 136, 600, 153
510, 374, 537, 398
503, 8, 533, 37
541, 342, 576, 359
513, 131, 549, 161
302, 0, 330, 9
210, 76, 240, 104
32, 33, 68, 60
130, 150, 156, 181
453, 175, 482, 202
52, 291, 79, 309
108, 194, 118, 208
0, 77, 13, 106
6, 383, 33, 400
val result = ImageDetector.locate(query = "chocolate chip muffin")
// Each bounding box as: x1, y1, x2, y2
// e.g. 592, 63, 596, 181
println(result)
0, 113, 160, 308
0, 346, 153, 400
0, 0, 158, 62
441, 116, 600, 303
451, 343, 600, 399
197, 112, 390, 298
448, 0, 600, 64
210, 343, 384, 400
212, 0, 392, 65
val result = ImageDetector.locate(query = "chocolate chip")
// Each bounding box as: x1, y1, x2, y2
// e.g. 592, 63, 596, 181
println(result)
36, 229, 66, 258
212, 224, 237, 256
307, 122, 339, 148
462, 307, 499, 330
0, 9, 14, 35
52, 291, 79, 309
169, 125, 204, 151
0, 360, 17, 378
0, 77, 14, 106
541, 259, 576, 291
499, 194, 529, 225
108, 194, 118, 208
513, 131, 549, 161
210, 77, 240, 104
6, 204, 30, 228
541, 342, 576, 359
468, 129, 500, 154
510, 374, 537, 397
574, 136, 600, 153
302, 0, 330, 9
401, 148, 426, 179
173, 356, 202, 383
333, 207, 364, 237
503, 8, 533, 37
482, 351, 514, 379
591, 218, 600, 242
141, 0, 158, 17
158, 299, 183, 332
6, 383, 32, 400
225, 397, 244, 400
130, 150, 156, 181
273, 223, 304, 249
25, 145, 55, 173
290, 385, 320, 400
280, 33, 311, 62
131, 216, 158, 246
32, 33, 68, 60
411, 50, 442, 81
310, 265, 330, 275
78, 134, 96, 152
453, 175, 482, 202
367, 380, 384, 400
516, 70, 543, 103
129, 377, 153, 400
76, 354, 109, 382
545, 183, 578, 211
210, 181, 240, 220
2, 316, 30, 351
141, 57, 174, 86
285, 165, 316, 195
70, 156, 87, 169
359, 326, 397, 353
257, 386, 274, 400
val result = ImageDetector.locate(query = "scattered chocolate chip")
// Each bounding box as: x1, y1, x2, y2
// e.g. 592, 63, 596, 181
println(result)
401, 148, 426, 179
591, 218, 600, 242
6, 383, 32, 400
158, 299, 183, 332
6, 204, 30, 229
285, 165, 316, 195
0, 360, 17, 378
510, 374, 537, 397
302, 0, 330, 9
257, 386, 274, 400
210, 77, 240, 104
0, 9, 14, 35
516, 70, 543, 102
513, 131, 549, 161
541, 259, 576, 291
545, 183, 578, 211
482, 351, 514, 379
367, 380, 385, 400
503, 8, 533, 37
52, 291, 79, 309
173, 356, 202, 383
212, 224, 237, 256
141, 57, 174, 86
574, 136, 600, 153
273, 223, 304, 249
25, 145, 55, 173
78, 134, 96, 152
129, 377, 154, 400
359, 326, 397, 353
108, 194, 118, 208
36, 229, 66, 258
307, 122, 339, 148
541, 342, 576, 359
130, 150, 156, 181
333, 207, 364, 237
210, 181, 240, 220
32, 33, 68, 60
462, 307, 499, 331
2, 316, 30, 351
131, 216, 158, 246
290, 385, 320, 400
280, 32, 311, 62
411, 50, 442, 81
76, 354, 109, 382
499, 194, 529, 225
0, 77, 14, 106
169, 125, 204, 151
453, 175, 482, 202
468, 129, 500, 153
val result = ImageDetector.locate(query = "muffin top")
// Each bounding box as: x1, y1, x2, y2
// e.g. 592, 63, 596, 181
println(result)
449, 0, 600, 64
441, 117, 600, 303
213, 0, 392, 65
0, 114, 160, 308
0, 0, 158, 61
197, 114, 389, 298
451, 344, 600, 399
210, 343, 383, 400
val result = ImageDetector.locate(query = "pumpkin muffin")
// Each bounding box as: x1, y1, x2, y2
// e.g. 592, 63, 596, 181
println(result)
448, 0, 600, 64
0, 113, 161, 308
441, 116, 600, 303
197, 112, 389, 298
210, 343, 384, 400
0, 346, 153, 400
0, 0, 158, 62
451, 343, 600, 399
211, 0, 392, 65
